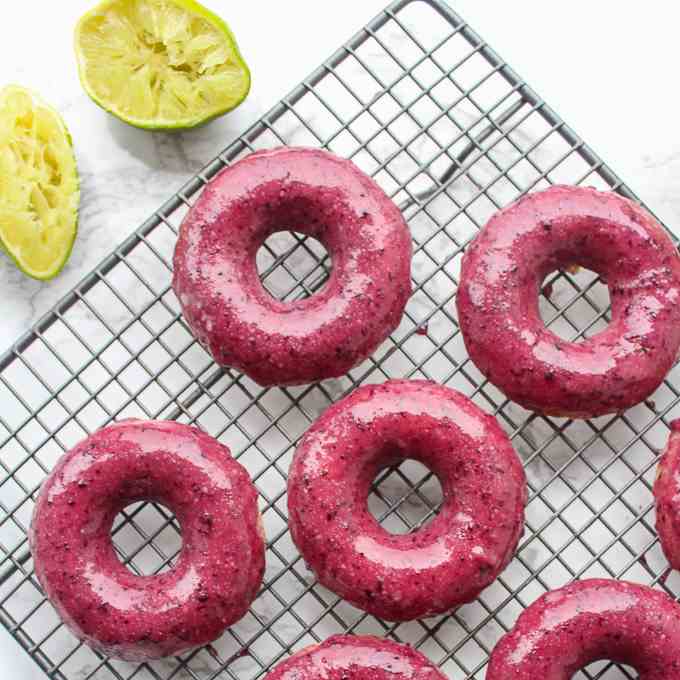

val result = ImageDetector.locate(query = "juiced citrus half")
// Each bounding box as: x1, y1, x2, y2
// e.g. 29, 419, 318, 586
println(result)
0, 86, 79, 280
74, 0, 251, 130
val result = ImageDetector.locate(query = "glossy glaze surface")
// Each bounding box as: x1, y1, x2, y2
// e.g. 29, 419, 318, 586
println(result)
173, 146, 412, 386
263, 635, 446, 680
653, 420, 680, 570
457, 185, 680, 418
287, 379, 527, 621
29, 420, 265, 661
487, 579, 680, 679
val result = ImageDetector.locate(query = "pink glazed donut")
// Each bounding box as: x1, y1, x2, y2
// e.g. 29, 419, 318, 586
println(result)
172, 146, 412, 386
487, 579, 680, 679
29, 420, 265, 661
456, 185, 680, 418
263, 635, 446, 680
653, 420, 680, 569
287, 379, 526, 621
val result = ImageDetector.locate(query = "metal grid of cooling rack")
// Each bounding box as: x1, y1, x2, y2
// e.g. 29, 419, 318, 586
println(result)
0, 1, 678, 679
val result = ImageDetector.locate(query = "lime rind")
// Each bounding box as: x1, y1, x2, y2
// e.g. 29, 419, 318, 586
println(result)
0, 85, 80, 280
74, 0, 251, 130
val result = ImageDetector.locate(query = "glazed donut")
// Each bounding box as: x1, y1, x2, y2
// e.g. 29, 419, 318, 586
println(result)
487, 579, 680, 679
172, 146, 412, 386
456, 185, 680, 418
29, 420, 265, 661
287, 379, 526, 621
263, 635, 446, 680
654, 420, 680, 569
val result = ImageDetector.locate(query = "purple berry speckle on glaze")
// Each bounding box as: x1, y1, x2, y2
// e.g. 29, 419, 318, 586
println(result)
654, 422, 680, 570
29, 420, 265, 661
487, 579, 680, 679
456, 185, 680, 418
262, 634, 446, 680
172, 146, 412, 386
287, 379, 527, 621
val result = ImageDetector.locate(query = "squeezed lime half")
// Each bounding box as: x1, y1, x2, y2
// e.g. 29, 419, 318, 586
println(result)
0, 85, 79, 280
74, 0, 251, 130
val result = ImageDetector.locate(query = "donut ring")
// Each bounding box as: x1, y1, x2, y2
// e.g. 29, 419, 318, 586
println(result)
487, 579, 680, 679
653, 420, 680, 569
29, 420, 265, 661
287, 379, 526, 621
456, 185, 680, 418
263, 635, 446, 680
172, 146, 412, 386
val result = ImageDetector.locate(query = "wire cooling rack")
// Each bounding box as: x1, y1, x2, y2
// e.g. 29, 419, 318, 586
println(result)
1, 1, 678, 678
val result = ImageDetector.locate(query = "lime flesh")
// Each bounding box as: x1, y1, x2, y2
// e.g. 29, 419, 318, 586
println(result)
75, 0, 251, 130
0, 86, 79, 280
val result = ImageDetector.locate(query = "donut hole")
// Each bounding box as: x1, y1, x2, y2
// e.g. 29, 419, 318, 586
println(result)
575, 661, 636, 679
368, 459, 443, 534
256, 231, 330, 302
112, 501, 182, 575
539, 266, 611, 342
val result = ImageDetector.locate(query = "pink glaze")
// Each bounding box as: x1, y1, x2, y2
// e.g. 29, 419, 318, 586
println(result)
456, 185, 680, 418
29, 420, 265, 661
173, 147, 412, 386
487, 579, 680, 679
287, 380, 527, 621
263, 635, 446, 680
654, 421, 680, 570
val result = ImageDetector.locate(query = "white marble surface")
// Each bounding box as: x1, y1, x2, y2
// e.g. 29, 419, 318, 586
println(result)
1, 0, 680, 678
